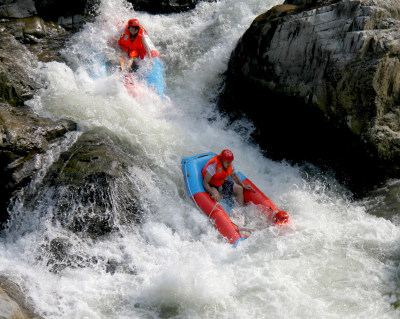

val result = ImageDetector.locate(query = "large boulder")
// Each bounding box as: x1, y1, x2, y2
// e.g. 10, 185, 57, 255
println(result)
4, 131, 143, 272
0, 102, 77, 227
7, 131, 143, 236
222, 0, 400, 192
0, 18, 76, 227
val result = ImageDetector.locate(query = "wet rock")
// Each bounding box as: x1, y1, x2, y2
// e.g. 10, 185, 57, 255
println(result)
0, 0, 36, 19
39, 237, 136, 274
129, 0, 212, 14
43, 237, 96, 273
0, 16, 69, 63
222, 0, 400, 193
363, 179, 400, 224
34, 0, 99, 31
0, 276, 43, 319
0, 17, 74, 227
0, 102, 77, 226
0, 0, 96, 31
0, 288, 25, 319
8, 131, 143, 237
0, 33, 42, 106
105, 258, 136, 275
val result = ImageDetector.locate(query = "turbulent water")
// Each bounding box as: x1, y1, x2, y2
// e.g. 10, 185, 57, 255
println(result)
1, 0, 400, 318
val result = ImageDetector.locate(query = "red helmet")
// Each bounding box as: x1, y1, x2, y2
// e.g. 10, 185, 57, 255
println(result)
220, 149, 234, 162
128, 19, 140, 27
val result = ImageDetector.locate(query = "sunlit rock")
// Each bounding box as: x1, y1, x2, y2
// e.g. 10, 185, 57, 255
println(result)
222, 0, 400, 191
0, 276, 43, 319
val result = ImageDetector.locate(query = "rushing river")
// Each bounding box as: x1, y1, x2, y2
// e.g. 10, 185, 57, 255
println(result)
1, 0, 400, 318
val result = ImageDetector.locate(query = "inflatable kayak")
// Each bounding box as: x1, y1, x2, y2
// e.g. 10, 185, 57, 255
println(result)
87, 54, 108, 79
123, 57, 165, 98
86, 55, 165, 97
144, 57, 165, 96
181, 152, 290, 247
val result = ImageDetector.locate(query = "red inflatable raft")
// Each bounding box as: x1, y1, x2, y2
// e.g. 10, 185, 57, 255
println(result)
181, 152, 290, 246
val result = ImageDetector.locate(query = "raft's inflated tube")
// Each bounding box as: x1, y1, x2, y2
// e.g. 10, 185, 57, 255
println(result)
181, 152, 290, 246
233, 237, 245, 248
145, 57, 165, 96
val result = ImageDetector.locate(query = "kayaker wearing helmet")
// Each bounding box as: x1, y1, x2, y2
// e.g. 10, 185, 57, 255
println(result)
202, 149, 253, 205
118, 18, 159, 72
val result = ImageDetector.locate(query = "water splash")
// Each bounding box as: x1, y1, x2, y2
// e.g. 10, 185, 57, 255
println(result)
1, 0, 400, 318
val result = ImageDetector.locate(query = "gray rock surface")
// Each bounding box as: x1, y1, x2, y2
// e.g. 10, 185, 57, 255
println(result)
0, 102, 77, 225
0, 289, 25, 319
0, 33, 41, 106
0, 0, 36, 19
223, 0, 400, 190
0, 276, 43, 319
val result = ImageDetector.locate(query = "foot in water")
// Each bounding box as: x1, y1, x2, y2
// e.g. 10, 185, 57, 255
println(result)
236, 226, 255, 239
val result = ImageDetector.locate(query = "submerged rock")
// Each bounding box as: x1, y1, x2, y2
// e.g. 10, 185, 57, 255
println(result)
7, 131, 144, 236
222, 0, 400, 193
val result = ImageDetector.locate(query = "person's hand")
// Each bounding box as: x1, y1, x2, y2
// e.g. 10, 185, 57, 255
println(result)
210, 188, 220, 202
243, 184, 253, 191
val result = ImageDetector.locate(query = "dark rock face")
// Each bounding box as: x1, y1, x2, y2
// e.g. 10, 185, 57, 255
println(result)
6, 131, 143, 235
0, 0, 208, 31
0, 33, 41, 106
222, 0, 400, 193
4, 131, 144, 273
129, 0, 201, 13
41, 132, 143, 236
0, 0, 37, 19
0, 15, 76, 228
34, 0, 98, 30
0, 16, 70, 106
0, 102, 77, 226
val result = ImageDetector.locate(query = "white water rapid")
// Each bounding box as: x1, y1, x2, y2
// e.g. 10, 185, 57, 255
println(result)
1, 0, 400, 318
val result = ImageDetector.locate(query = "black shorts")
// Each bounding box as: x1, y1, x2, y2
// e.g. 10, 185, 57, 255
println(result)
211, 179, 234, 199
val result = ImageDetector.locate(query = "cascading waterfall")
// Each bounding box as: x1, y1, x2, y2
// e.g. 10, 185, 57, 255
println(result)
1, 0, 400, 318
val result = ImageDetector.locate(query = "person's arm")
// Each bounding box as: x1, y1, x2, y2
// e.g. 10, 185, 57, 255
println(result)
142, 35, 154, 63
120, 54, 126, 71
232, 172, 252, 191
203, 172, 220, 202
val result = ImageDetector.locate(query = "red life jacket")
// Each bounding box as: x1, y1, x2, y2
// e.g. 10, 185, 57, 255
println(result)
118, 24, 160, 59
202, 155, 233, 187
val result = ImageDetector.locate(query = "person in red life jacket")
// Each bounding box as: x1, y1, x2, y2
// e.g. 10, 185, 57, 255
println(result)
202, 149, 253, 205
118, 18, 159, 72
